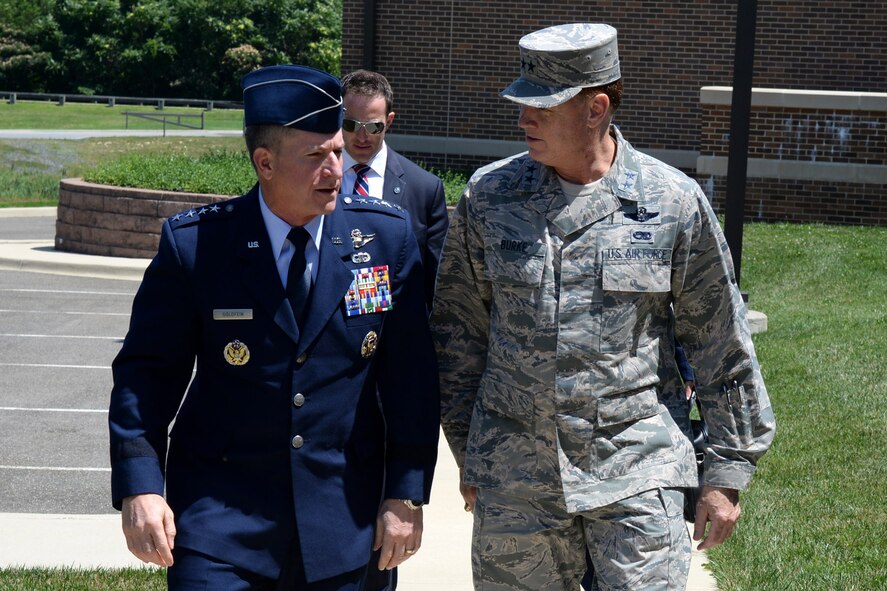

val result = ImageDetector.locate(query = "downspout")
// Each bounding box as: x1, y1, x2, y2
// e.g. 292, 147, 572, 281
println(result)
362, 0, 377, 70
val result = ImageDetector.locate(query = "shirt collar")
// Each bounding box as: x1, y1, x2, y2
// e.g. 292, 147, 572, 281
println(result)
258, 186, 324, 260
343, 141, 388, 178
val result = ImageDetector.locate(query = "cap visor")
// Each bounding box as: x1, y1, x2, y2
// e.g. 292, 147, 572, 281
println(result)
500, 78, 582, 108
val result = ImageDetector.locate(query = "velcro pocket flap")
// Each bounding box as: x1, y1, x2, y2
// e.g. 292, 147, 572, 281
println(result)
597, 388, 661, 428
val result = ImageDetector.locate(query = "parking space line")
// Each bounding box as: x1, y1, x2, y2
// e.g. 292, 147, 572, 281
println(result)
0, 288, 132, 296
0, 333, 123, 340
0, 363, 110, 369
0, 406, 106, 413
0, 309, 129, 316
0, 465, 110, 472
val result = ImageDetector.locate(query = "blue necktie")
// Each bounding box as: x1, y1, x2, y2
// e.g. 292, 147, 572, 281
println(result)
286, 227, 312, 325
352, 163, 371, 196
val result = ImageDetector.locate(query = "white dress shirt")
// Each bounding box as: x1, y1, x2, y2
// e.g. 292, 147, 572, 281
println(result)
342, 143, 389, 198
258, 187, 324, 289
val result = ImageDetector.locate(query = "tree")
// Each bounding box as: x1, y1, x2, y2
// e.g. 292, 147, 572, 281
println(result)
0, 0, 343, 99
164, 0, 343, 99
0, 23, 54, 92
116, 0, 178, 96
53, 0, 125, 94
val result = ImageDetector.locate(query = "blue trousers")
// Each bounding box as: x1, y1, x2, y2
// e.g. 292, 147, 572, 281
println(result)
167, 547, 395, 591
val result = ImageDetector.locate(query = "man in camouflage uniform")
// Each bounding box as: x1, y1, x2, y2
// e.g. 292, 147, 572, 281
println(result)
430, 23, 776, 590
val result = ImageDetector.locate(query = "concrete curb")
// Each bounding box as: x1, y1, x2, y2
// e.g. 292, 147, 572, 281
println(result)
0, 513, 144, 570
0, 240, 149, 281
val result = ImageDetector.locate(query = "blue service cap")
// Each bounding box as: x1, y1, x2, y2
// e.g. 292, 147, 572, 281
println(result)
242, 65, 343, 133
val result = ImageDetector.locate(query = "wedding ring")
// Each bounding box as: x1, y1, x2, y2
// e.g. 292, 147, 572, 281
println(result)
405, 549, 415, 555
464, 502, 472, 513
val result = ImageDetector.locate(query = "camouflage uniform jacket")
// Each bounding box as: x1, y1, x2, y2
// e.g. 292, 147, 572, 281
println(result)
431, 126, 775, 512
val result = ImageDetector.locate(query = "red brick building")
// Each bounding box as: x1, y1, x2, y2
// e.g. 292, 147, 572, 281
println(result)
342, 1, 886, 226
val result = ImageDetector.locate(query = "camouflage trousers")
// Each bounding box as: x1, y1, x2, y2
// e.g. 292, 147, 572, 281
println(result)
471, 487, 690, 591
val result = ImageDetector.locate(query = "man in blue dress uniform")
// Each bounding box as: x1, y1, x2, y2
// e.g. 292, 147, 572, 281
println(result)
109, 65, 440, 590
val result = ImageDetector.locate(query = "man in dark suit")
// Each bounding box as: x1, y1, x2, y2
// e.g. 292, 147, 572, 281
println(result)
109, 64, 440, 591
340, 70, 448, 310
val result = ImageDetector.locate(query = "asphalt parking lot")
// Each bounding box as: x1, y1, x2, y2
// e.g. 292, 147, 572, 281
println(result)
0, 211, 140, 515
0, 267, 138, 514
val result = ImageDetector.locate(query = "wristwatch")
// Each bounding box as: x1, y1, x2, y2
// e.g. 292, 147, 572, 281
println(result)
401, 499, 424, 510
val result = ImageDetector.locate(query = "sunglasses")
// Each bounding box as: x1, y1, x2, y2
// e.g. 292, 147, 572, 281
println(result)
342, 118, 386, 134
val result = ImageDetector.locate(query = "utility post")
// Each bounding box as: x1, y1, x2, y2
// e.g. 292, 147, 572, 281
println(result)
724, 0, 758, 294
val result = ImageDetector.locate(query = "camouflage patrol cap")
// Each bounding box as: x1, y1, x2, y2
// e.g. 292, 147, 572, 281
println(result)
501, 23, 621, 108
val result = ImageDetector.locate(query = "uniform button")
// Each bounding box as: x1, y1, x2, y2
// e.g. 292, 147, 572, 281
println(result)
291, 435, 304, 449
293, 393, 305, 407
296, 353, 307, 364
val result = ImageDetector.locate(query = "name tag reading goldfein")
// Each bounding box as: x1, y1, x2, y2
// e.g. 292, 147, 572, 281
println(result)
213, 309, 254, 320
345, 265, 394, 317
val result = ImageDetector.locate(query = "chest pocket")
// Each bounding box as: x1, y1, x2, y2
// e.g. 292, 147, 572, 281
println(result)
484, 238, 547, 286
598, 245, 672, 353
483, 209, 548, 287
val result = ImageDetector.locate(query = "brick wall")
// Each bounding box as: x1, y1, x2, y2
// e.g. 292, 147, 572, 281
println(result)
698, 88, 887, 227
344, 1, 885, 150
706, 176, 887, 226
343, 0, 886, 225
702, 107, 886, 163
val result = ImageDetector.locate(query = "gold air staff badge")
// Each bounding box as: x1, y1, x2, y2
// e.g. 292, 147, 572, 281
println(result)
361, 331, 378, 359
224, 340, 250, 366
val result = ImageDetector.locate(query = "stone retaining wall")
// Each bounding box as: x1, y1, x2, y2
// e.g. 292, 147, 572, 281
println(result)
56, 178, 232, 258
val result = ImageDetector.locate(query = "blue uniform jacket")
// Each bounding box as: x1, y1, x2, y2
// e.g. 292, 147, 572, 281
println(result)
109, 186, 440, 582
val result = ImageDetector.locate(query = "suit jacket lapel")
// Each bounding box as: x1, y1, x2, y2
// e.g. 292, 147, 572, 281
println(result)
234, 188, 301, 344
296, 208, 355, 357
383, 150, 406, 207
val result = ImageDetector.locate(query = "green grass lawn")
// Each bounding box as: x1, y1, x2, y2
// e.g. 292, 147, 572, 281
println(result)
0, 99, 243, 130
0, 136, 245, 206
0, 567, 165, 590
709, 223, 887, 590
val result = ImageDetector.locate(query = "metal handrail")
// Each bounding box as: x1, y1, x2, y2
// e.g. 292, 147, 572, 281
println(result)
1, 91, 242, 110
122, 111, 205, 136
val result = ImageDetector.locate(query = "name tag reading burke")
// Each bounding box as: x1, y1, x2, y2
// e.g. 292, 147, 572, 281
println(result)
213, 309, 254, 321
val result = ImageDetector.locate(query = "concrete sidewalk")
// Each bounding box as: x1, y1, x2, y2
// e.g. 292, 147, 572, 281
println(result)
0, 439, 716, 590
0, 206, 717, 589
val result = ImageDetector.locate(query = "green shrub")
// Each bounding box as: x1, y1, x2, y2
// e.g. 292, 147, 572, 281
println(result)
436, 168, 469, 206
84, 149, 254, 196
82, 150, 470, 203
